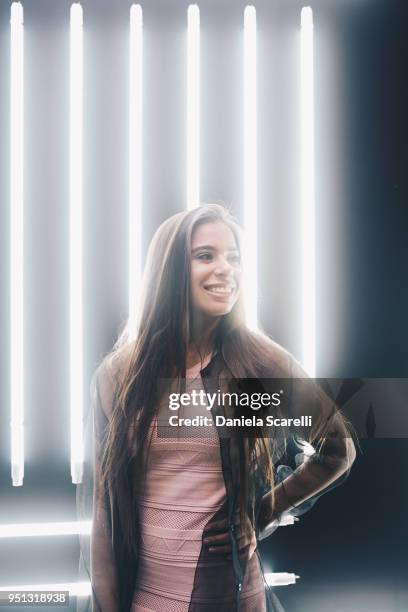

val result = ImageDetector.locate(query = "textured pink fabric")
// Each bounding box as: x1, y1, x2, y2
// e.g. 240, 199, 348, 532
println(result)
131, 357, 265, 611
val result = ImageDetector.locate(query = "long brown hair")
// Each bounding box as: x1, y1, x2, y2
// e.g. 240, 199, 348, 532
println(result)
101, 204, 285, 557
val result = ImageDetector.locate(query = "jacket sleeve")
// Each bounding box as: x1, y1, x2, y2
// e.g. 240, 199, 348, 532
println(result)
275, 436, 351, 517
273, 354, 356, 515
77, 364, 119, 612
256, 439, 352, 541
256, 352, 356, 538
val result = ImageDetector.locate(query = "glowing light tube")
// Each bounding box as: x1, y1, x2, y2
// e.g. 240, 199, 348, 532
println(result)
265, 573, 300, 587
0, 521, 91, 538
243, 6, 258, 330
10, 2, 24, 487
300, 7, 315, 376
0, 583, 91, 597
70, 3, 84, 484
187, 4, 200, 210
128, 5, 143, 339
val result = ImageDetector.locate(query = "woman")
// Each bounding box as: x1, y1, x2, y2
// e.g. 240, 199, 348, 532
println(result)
77, 203, 356, 612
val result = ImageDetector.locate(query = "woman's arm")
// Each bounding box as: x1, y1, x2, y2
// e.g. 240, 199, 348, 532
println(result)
258, 355, 356, 535
258, 441, 355, 535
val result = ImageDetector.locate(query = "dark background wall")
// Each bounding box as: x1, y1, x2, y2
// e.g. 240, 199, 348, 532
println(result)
0, 0, 407, 610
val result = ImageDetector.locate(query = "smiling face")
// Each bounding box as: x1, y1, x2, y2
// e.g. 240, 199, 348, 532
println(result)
190, 221, 241, 320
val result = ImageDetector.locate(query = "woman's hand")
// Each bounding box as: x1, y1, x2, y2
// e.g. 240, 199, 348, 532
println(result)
203, 512, 257, 561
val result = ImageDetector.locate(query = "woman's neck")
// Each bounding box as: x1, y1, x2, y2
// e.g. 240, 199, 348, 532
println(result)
187, 316, 219, 369
186, 343, 213, 369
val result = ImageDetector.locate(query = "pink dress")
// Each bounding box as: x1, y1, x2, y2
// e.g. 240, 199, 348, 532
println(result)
131, 357, 266, 612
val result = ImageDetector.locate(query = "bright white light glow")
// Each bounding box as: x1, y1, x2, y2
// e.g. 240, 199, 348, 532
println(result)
301, 440, 315, 456
10, 2, 24, 487
186, 4, 200, 210
128, 5, 143, 339
0, 521, 91, 538
279, 514, 297, 527
70, 3, 84, 484
243, 6, 258, 330
300, 7, 315, 376
264, 572, 300, 587
0, 582, 91, 597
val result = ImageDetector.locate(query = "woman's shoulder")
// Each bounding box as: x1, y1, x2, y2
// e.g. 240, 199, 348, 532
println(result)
246, 330, 296, 378
98, 343, 133, 381
92, 344, 134, 416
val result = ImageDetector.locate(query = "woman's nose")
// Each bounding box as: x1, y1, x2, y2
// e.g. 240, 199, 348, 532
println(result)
214, 257, 233, 276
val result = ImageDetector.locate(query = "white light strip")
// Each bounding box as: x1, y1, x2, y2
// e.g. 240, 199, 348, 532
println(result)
0, 521, 91, 538
264, 572, 300, 587
70, 3, 84, 484
10, 2, 24, 487
186, 4, 200, 210
300, 7, 315, 376
128, 4, 143, 339
0, 582, 91, 596
243, 6, 258, 330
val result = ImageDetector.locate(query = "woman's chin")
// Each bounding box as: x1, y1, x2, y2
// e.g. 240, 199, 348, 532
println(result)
204, 304, 233, 318
193, 297, 236, 320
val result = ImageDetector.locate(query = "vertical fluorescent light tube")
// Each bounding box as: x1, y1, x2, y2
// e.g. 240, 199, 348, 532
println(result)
243, 6, 258, 329
128, 5, 143, 339
70, 3, 83, 484
300, 7, 315, 376
187, 4, 200, 210
10, 2, 24, 487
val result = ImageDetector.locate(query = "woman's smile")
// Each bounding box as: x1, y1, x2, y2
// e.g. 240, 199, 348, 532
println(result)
203, 283, 236, 300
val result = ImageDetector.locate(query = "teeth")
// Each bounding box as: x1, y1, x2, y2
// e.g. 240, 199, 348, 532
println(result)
206, 286, 233, 294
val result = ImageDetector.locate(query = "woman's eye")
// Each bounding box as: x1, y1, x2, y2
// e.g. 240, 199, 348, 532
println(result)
196, 252, 212, 261
229, 255, 241, 265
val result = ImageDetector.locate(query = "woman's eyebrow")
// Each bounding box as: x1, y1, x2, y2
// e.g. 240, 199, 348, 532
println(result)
191, 245, 239, 253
